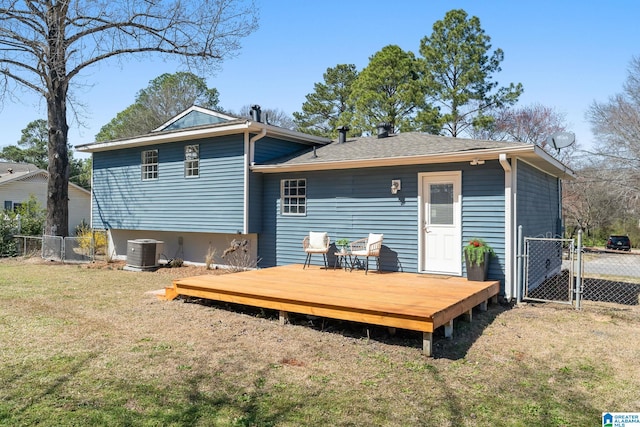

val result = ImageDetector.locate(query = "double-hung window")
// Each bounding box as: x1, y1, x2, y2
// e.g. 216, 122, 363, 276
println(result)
184, 145, 199, 178
281, 179, 306, 215
141, 149, 158, 180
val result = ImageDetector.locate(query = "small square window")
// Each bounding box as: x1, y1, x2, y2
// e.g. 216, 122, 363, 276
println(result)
141, 149, 158, 180
281, 179, 306, 216
184, 144, 199, 178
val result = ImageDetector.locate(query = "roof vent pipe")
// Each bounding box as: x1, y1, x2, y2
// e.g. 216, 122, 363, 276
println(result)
250, 104, 262, 123
337, 126, 349, 143
377, 123, 391, 138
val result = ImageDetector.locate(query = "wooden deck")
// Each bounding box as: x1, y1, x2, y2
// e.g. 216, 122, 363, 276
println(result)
159, 264, 500, 356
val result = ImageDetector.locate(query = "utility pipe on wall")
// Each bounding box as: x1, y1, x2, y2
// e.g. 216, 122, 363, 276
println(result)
243, 127, 267, 234
499, 153, 514, 301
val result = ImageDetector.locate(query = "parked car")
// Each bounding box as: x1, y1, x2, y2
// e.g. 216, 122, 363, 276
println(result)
606, 235, 631, 251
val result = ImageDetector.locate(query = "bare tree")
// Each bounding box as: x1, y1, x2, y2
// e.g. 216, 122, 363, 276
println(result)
586, 56, 640, 212
0, 0, 258, 236
236, 104, 296, 129
563, 168, 619, 238
470, 103, 577, 165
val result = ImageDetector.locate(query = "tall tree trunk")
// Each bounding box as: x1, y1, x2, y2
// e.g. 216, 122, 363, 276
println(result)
46, 85, 70, 237
45, 2, 69, 237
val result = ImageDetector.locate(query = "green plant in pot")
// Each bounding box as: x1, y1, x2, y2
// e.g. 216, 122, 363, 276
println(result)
336, 238, 350, 253
463, 238, 494, 281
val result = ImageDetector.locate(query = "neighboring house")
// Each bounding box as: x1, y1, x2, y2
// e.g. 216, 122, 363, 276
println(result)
77, 106, 575, 300
0, 161, 91, 233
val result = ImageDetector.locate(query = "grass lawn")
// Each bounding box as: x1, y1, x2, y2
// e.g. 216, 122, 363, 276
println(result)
1, 258, 638, 426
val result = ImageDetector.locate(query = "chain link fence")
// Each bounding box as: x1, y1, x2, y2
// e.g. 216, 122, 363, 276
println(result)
523, 237, 575, 304
12, 235, 44, 257
521, 229, 640, 307
2, 230, 109, 263
42, 235, 64, 261
579, 249, 640, 305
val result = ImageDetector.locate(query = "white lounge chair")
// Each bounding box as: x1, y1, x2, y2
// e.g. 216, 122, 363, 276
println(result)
302, 231, 330, 269
350, 233, 383, 274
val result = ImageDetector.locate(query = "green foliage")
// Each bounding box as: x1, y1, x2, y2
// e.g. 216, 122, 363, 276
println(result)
419, 9, 523, 137
336, 238, 350, 248
293, 64, 359, 138
13, 195, 45, 236
70, 157, 92, 190
0, 213, 18, 256
349, 45, 434, 134
0, 119, 48, 169
0, 195, 44, 256
463, 238, 494, 265
96, 72, 221, 141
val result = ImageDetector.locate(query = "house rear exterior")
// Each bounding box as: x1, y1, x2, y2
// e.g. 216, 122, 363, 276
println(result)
77, 107, 574, 300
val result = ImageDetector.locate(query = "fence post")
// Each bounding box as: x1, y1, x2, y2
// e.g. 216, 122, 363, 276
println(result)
575, 229, 583, 310
516, 225, 523, 303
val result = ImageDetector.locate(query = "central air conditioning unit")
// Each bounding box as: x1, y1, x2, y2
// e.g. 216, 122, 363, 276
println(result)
125, 239, 163, 271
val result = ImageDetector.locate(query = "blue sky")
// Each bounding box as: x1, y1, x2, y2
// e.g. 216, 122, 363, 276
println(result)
1, 0, 639, 155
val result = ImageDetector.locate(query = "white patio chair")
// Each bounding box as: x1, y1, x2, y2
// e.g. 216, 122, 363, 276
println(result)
302, 231, 330, 269
350, 233, 383, 274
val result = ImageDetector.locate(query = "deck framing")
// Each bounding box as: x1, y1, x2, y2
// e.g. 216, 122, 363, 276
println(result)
159, 264, 500, 356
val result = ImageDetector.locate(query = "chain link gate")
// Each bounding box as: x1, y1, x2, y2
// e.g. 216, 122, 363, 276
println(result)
522, 236, 575, 305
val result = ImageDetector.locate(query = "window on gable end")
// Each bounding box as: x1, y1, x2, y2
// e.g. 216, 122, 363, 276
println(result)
141, 149, 158, 180
281, 178, 306, 215
184, 144, 199, 178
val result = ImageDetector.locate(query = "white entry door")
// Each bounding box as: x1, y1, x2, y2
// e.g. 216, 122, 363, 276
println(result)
420, 172, 462, 275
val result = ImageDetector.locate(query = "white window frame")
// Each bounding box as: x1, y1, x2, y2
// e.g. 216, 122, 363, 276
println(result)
184, 144, 199, 178
141, 149, 158, 181
281, 178, 307, 216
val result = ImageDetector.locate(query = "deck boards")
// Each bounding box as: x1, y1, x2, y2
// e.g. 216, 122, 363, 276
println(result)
160, 264, 500, 356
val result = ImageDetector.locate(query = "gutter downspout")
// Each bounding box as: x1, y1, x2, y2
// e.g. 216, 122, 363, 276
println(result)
243, 127, 267, 234
499, 153, 514, 301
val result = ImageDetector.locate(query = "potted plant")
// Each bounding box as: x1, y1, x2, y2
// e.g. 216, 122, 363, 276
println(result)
463, 238, 494, 281
336, 238, 350, 254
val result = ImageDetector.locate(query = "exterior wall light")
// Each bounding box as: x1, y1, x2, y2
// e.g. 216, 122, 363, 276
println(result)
391, 179, 401, 194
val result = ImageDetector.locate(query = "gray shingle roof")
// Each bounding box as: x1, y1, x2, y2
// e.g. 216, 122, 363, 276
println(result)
260, 132, 529, 166
0, 162, 42, 185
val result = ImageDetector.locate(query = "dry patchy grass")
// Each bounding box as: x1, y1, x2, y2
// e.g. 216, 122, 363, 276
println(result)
1, 258, 639, 426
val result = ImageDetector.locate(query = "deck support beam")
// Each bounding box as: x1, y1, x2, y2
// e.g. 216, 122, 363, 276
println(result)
444, 319, 454, 339
479, 300, 488, 311
422, 332, 432, 356
463, 308, 473, 323
279, 310, 289, 325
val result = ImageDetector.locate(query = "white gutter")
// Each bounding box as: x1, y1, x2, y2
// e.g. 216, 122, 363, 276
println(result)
499, 153, 514, 301
77, 120, 329, 153
243, 128, 267, 234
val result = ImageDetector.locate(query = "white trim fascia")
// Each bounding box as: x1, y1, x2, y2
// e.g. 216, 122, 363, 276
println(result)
252, 146, 536, 173
252, 145, 575, 180
531, 145, 576, 179
77, 122, 252, 152
77, 121, 330, 153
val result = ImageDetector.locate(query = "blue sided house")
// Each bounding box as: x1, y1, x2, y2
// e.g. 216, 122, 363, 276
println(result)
77, 106, 574, 300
